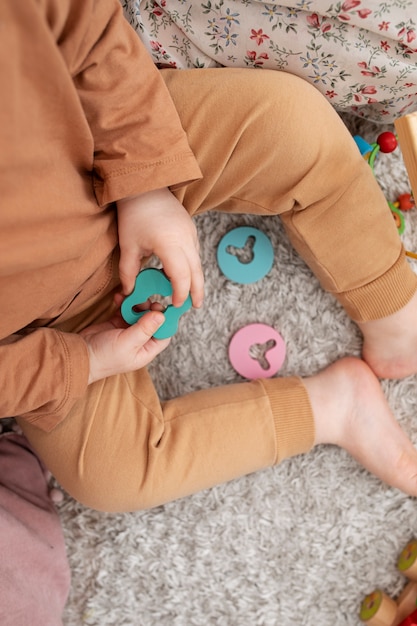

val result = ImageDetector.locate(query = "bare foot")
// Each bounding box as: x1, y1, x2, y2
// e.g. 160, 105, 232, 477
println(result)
304, 357, 417, 496
358, 291, 417, 379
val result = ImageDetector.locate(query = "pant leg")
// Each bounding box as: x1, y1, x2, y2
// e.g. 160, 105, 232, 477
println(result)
0, 433, 70, 626
19, 68, 417, 512
163, 68, 417, 322
20, 343, 313, 512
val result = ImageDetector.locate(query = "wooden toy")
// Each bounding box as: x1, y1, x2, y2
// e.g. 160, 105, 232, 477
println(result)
353, 131, 408, 234
121, 268, 192, 339
228, 323, 286, 379
353, 130, 398, 166
359, 539, 417, 626
397, 193, 415, 212
390, 203, 406, 235
217, 226, 274, 284
354, 121, 417, 252
395, 112, 417, 202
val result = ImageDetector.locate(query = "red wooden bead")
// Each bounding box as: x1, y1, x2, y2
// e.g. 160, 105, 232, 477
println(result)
398, 193, 415, 211
377, 131, 398, 153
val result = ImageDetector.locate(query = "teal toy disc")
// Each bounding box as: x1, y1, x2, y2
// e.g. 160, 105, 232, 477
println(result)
217, 226, 274, 284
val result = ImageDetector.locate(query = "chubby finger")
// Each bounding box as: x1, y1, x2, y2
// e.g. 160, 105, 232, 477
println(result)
162, 245, 204, 308
119, 249, 142, 296
161, 248, 192, 308
189, 257, 205, 309
182, 236, 203, 308
114, 292, 124, 309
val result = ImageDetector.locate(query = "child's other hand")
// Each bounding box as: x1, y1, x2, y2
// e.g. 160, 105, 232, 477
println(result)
80, 307, 170, 385
116, 188, 204, 308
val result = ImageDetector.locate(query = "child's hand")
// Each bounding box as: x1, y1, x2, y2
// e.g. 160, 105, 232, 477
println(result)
116, 188, 204, 308
80, 308, 170, 385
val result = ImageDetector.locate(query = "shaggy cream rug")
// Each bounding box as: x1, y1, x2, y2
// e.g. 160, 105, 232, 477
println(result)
60, 113, 417, 626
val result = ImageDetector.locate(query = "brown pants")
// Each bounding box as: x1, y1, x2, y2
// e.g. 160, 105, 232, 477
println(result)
20, 69, 417, 512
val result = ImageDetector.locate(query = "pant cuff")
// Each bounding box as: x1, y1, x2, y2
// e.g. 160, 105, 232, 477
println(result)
337, 249, 417, 322
260, 376, 315, 464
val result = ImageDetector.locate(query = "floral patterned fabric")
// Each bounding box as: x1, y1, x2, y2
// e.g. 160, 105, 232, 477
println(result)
121, 0, 417, 123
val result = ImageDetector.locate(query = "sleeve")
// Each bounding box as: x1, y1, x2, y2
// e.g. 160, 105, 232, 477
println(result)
52, 0, 202, 205
0, 0, 202, 432
0, 331, 89, 433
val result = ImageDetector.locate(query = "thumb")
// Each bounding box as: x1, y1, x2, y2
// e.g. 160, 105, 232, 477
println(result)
122, 310, 167, 347
136, 310, 166, 338
124, 310, 171, 365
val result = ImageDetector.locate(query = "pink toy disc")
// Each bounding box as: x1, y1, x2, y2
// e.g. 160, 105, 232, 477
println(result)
228, 323, 286, 380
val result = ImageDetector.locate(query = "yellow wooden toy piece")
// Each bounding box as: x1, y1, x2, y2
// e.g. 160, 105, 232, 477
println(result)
359, 590, 398, 625
360, 540, 417, 626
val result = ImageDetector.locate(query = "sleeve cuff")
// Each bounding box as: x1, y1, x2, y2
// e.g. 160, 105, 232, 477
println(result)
337, 249, 417, 322
93, 152, 202, 206
25, 332, 90, 433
